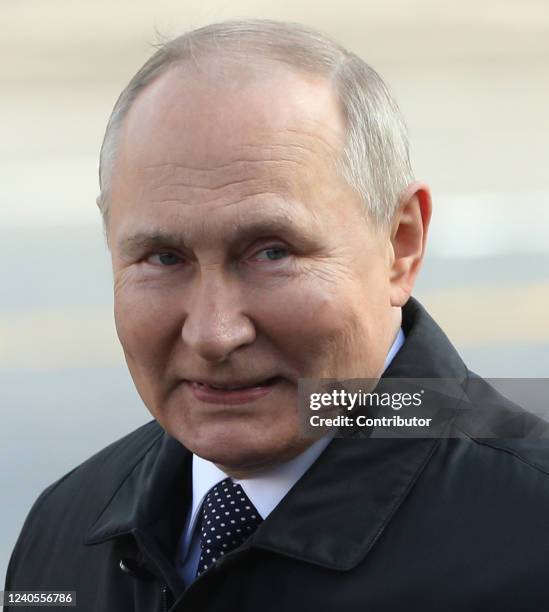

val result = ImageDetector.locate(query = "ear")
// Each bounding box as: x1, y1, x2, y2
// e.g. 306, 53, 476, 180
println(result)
388, 181, 432, 307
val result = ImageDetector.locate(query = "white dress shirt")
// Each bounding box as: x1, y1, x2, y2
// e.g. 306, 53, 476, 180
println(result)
175, 327, 405, 585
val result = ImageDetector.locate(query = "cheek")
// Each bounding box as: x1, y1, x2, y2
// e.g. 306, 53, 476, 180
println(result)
113, 279, 182, 376
249, 276, 371, 374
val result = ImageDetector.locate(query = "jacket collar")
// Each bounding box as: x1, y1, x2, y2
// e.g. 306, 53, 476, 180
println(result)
84, 296, 468, 571
84, 431, 191, 546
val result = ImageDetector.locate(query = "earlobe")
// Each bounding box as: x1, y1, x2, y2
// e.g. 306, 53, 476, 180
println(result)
389, 182, 432, 307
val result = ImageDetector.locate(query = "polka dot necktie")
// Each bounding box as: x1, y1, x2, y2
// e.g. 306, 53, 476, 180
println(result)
196, 477, 263, 577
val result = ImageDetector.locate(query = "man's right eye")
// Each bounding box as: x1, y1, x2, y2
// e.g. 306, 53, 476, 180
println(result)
146, 252, 182, 266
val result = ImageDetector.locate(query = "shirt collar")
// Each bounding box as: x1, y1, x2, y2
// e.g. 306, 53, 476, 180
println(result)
384, 327, 405, 370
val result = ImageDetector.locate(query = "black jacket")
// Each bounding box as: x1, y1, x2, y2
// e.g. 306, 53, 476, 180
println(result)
5, 297, 549, 611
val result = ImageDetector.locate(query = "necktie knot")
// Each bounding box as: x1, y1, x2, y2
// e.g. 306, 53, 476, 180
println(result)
196, 477, 263, 577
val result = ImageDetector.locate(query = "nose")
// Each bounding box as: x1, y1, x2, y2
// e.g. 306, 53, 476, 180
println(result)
181, 273, 256, 363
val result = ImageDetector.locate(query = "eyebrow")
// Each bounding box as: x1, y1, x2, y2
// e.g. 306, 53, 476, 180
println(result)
118, 232, 186, 259
117, 217, 319, 259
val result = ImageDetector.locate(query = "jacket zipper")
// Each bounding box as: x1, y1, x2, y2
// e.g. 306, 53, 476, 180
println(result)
161, 583, 168, 612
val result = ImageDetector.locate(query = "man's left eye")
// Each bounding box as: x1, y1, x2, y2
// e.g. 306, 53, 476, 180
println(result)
147, 253, 182, 266
254, 247, 290, 261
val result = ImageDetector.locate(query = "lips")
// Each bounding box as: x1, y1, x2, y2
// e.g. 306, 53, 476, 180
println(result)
190, 377, 279, 391
186, 377, 282, 405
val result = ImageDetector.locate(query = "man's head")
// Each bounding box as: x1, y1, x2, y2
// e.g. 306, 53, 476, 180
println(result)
98, 20, 431, 477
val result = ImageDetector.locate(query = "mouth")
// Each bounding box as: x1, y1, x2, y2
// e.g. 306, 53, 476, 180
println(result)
185, 376, 283, 405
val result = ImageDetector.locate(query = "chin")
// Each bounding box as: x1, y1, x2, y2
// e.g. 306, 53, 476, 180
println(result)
172, 419, 300, 471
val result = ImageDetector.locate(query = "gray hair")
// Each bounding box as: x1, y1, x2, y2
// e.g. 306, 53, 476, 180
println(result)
97, 18, 414, 237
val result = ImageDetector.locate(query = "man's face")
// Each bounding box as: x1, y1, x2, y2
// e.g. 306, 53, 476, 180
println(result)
108, 60, 398, 473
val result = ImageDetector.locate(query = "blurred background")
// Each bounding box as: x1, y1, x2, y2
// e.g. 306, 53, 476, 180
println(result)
1, 0, 548, 585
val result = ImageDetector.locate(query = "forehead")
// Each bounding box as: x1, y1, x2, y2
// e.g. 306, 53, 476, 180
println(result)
113, 59, 345, 188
